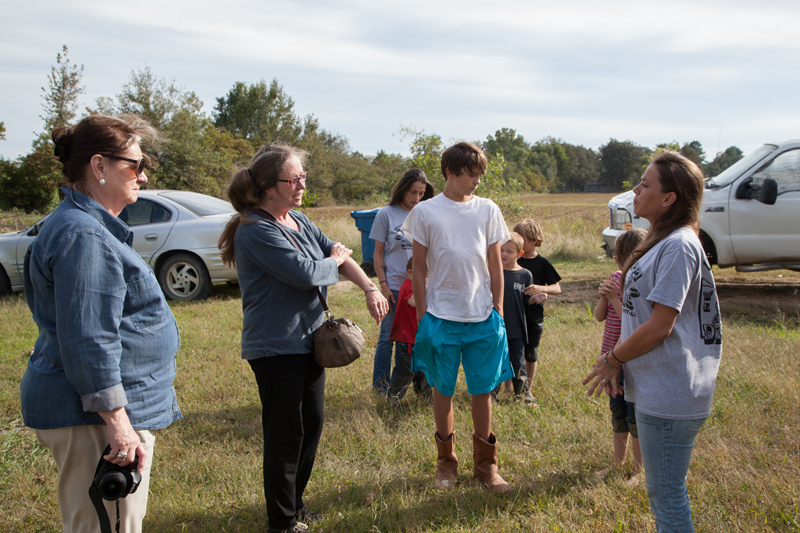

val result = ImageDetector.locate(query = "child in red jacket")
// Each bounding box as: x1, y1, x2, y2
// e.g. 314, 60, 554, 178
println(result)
387, 257, 431, 403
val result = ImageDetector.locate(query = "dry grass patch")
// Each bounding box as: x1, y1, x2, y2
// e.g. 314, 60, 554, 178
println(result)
1, 195, 798, 532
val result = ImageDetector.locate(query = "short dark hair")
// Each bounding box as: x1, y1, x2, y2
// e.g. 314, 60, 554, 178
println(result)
406, 257, 414, 271
51, 114, 159, 185
440, 142, 487, 181
388, 168, 435, 206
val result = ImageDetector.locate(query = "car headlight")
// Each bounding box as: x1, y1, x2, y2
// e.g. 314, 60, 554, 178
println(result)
611, 209, 632, 230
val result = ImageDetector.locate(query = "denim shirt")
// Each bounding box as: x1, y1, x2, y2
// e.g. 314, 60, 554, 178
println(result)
21, 187, 181, 430
235, 210, 339, 359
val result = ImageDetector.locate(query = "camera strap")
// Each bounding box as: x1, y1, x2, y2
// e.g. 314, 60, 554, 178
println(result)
88, 485, 120, 533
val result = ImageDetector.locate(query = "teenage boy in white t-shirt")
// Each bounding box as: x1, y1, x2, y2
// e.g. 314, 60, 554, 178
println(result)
401, 141, 513, 494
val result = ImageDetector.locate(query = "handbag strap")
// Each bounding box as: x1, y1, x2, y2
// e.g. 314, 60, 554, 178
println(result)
244, 207, 330, 313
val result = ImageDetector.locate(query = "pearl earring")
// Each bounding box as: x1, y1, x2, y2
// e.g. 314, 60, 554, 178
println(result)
99, 179, 106, 185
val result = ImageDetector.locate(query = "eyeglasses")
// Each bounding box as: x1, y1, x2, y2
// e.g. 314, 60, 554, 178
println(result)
277, 172, 308, 187
101, 154, 146, 176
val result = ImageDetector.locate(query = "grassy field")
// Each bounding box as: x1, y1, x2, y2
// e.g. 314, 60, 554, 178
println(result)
1, 193, 798, 532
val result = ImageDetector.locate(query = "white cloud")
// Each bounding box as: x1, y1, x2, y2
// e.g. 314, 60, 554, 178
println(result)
2, 0, 799, 160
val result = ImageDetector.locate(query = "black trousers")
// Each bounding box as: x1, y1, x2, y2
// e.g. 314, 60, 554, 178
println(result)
249, 353, 325, 531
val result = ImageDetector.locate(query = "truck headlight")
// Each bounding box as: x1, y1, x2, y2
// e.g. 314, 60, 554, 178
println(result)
611, 209, 632, 230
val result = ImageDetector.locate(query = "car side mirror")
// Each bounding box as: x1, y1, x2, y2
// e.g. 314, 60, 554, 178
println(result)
758, 177, 778, 205
28, 222, 42, 237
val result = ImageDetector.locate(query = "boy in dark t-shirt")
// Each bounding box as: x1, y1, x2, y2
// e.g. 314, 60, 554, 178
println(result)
497, 232, 535, 404
514, 219, 561, 405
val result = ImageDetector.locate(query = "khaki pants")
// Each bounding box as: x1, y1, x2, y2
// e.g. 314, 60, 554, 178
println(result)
36, 425, 154, 533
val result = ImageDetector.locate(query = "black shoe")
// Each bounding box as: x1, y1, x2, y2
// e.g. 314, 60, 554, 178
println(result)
296, 506, 322, 522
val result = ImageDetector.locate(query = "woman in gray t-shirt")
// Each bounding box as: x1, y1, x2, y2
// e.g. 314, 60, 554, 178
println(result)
584, 150, 722, 533
368, 169, 434, 391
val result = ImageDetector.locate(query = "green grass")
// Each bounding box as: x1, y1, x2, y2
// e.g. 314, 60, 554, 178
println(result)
1, 196, 799, 532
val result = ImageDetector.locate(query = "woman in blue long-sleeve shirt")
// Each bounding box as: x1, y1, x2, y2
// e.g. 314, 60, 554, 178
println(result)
218, 144, 388, 533
22, 115, 180, 533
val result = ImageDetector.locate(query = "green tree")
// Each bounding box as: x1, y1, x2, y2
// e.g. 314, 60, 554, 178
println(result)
681, 140, 706, 167
598, 139, 651, 190
484, 128, 529, 165
97, 68, 253, 196
101, 67, 184, 130
213, 79, 305, 149
704, 146, 744, 177
0, 145, 61, 212
398, 125, 445, 193
559, 143, 600, 192
0, 122, 6, 141
0, 46, 84, 212
40, 45, 84, 131
530, 137, 569, 191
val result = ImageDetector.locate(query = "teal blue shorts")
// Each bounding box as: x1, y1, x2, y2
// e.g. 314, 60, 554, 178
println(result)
412, 309, 513, 396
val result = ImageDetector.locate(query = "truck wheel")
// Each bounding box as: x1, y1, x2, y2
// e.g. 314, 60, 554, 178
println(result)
699, 232, 717, 266
157, 253, 211, 301
0, 267, 10, 297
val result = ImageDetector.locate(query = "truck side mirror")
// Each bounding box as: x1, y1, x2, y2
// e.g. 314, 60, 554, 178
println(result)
734, 178, 753, 200
758, 177, 778, 205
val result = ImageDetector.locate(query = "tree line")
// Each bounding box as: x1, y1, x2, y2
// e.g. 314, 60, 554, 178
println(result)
0, 47, 744, 214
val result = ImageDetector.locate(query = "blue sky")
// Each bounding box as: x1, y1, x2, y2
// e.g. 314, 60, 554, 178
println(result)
2, 0, 799, 163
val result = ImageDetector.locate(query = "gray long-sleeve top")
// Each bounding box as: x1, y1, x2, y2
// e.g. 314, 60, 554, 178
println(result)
234, 211, 340, 359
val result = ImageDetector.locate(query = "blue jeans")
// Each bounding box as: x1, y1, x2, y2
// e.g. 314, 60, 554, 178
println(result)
635, 406, 707, 533
372, 289, 399, 391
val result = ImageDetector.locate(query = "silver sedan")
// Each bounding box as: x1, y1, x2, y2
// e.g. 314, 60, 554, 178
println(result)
0, 190, 238, 301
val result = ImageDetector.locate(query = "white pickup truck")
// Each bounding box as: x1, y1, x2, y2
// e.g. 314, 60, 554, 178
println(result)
601, 139, 800, 272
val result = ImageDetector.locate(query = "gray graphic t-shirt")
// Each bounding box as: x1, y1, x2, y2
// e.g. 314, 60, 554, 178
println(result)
369, 205, 413, 291
621, 226, 722, 420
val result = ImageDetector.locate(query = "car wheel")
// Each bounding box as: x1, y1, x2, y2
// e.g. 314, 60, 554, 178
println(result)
157, 253, 211, 301
0, 267, 10, 297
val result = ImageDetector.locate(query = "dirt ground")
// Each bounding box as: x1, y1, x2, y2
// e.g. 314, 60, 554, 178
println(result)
560, 274, 800, 327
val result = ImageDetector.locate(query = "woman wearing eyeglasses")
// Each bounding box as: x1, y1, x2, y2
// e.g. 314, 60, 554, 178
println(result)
219, 143, 388, 533
21, 115, 181, 533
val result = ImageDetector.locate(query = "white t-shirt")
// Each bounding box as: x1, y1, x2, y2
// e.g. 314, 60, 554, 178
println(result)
622, 226, 723, 420
368, 204, 413, 292
401, 193, 509, 322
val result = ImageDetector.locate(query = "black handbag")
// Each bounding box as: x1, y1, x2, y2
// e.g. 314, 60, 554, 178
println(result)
245, 208, 365, 368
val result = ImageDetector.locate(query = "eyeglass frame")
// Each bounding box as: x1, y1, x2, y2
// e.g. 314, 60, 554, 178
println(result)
276, 172, 308, 187
100, 154, 146, 177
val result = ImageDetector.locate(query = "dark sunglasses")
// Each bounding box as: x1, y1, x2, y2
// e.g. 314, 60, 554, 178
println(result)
101, 154, 146, 176
276, 172, 308, 187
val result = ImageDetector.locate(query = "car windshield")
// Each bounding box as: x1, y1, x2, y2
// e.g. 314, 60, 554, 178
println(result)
706, 144, 777, 188
158, 191, 235, 216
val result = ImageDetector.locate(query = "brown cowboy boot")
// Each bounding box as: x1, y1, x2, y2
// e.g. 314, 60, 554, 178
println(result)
435, 432, 458, 489
472, 432, 511, 494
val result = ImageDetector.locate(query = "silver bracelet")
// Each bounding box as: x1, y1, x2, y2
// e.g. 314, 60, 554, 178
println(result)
603, 350, 621, 370
365, 287, 379, 293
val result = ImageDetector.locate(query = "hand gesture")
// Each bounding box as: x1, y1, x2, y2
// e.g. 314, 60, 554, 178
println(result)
330, 242, 353, 266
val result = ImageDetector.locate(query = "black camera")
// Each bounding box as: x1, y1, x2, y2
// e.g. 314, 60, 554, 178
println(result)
91, 445, 141, 501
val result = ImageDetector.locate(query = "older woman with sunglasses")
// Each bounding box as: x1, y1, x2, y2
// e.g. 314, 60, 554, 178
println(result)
21, 115, 181, 533
219, 144, 388, 533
